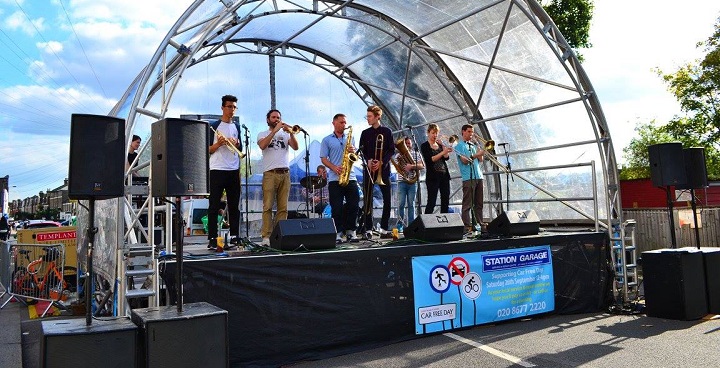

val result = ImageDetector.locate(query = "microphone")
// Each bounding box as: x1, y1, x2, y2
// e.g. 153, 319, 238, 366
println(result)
241, 124, 249, 131
405, 124, 412, 130
498, 142, 508, 147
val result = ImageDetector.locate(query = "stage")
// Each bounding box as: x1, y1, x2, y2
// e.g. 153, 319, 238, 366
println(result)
161, 230, 612, 367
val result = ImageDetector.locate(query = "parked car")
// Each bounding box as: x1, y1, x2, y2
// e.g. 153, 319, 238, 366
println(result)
24, 220, 62, 229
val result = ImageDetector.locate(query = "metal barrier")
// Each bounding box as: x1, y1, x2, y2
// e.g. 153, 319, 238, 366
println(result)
0, 243, 69, 317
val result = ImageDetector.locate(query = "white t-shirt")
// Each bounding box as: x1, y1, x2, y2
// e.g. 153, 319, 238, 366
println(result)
209, 121, 240, 171
257, 129, 292, 172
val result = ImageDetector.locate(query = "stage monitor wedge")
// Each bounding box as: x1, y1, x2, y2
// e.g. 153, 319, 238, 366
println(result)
404, 213, 464, 242
488, 209, 540, 236
270, 218, 337, 251
648, 142, 687, 188
152, 118, 209, 197
68, 114, 126, 199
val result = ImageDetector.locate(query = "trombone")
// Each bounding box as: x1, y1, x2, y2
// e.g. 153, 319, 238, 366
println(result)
372, 134, 386, 186
471, 133, 508, 173
209, 125, 246, 159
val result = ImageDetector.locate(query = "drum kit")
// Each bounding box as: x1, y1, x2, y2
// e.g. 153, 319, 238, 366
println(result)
300, 175, 329, 218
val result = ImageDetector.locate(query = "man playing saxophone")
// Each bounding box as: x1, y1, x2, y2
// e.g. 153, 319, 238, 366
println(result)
358, 105, 394, 238
207, 94, 243, 250
320, 114, 360, 243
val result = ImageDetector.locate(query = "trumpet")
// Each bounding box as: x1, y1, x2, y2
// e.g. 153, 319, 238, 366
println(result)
209, 125, 246, 159
281, 122, 307, 135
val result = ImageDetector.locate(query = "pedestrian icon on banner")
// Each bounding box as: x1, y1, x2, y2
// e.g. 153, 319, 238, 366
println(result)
461, 272, 482, 300
448, 257, 470, 285
429, 265, 451, 293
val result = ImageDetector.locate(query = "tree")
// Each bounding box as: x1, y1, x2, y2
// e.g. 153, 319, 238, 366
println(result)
622, 17, 720, 180
541, 0, 594, 59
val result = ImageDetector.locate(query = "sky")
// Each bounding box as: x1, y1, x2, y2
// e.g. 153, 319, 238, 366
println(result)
1, 0, 718, 202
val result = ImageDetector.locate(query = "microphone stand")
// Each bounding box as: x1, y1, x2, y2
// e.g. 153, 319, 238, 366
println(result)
357, 149, 374, 236
499, 143, 512, 212
407, 126, 422, 220
243, 125, 251, 239
302, 131, 311, 219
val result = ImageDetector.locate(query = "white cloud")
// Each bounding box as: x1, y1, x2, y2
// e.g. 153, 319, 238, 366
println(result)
4, 10, 45, 35
37, 40, 63, 53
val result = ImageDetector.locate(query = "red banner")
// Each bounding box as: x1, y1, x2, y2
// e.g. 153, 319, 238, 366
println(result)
36, 230, 77, 242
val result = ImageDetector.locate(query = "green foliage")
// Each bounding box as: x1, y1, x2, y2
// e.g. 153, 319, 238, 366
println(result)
623, 17, 720, 181
542, 0, 594, 60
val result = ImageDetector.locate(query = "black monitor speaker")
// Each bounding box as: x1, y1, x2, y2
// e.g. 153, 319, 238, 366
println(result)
487, 209, 540, 236
41, 318, 137, 368
151, 118, 209, 197
648, 142, 687, 187
642, 249, 708, 320
68, 114, 126, 199
131, 302, 228, 368
676, 147, 708, 189
270, 218, 337, 251
404, 213, 464, 242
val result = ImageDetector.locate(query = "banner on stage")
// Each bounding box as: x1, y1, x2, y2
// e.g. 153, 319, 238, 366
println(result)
412, 245, 554, 334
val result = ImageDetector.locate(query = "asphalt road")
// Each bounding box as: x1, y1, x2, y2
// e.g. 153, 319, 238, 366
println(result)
290, 312, 720, 367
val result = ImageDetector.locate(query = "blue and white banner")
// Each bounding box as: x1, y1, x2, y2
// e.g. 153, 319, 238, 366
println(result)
412, 246, 554, 334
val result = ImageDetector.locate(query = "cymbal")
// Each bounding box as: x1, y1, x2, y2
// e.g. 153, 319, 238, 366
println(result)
300, 175, 327, 189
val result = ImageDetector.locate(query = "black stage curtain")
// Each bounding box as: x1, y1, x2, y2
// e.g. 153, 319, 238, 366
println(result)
162, 232, 611, 367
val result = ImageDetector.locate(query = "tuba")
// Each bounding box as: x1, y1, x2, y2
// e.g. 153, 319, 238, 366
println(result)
338, 126, 358, 186
390, 138, 418, 184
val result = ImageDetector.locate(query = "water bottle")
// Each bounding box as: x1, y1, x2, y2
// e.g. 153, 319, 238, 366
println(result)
397, 218, 404, 233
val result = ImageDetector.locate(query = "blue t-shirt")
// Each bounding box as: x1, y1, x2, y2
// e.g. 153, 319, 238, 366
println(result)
320, 132, 357, 182
454, 140, 483, 181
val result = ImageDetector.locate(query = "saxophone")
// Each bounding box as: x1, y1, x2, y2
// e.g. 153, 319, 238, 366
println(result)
338, 126, 358, 186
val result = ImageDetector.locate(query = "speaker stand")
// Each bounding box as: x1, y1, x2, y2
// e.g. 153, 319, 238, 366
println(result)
665, 187, 678, 248
690, 188, 701, 249
174, 197, 184, 311
84, 198, 98, 326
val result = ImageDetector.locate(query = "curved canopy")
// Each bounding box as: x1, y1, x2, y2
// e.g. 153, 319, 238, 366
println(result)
114, 0, 621, 229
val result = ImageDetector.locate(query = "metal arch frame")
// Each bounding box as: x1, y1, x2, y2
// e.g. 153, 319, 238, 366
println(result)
109, 0, 631, 312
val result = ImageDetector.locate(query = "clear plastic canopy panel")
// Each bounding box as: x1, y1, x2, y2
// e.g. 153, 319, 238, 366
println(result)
113, 0, 620, 229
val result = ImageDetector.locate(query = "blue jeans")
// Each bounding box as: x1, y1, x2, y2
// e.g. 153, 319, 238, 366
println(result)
397, 181, 417, 224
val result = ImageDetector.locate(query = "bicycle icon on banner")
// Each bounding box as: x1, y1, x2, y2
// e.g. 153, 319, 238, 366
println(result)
461, 272, 482, 300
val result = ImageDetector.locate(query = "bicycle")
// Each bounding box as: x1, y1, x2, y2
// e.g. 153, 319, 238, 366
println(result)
11, 246, 73, 302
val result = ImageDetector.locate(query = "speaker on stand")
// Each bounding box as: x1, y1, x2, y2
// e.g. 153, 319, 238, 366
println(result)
647, 142, 687, 248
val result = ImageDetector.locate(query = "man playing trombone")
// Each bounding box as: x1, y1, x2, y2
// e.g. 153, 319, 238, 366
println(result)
257, 109, 299, 246
207, 94, 243, 250
454, 124, 485, 234
358, 105, 394, 238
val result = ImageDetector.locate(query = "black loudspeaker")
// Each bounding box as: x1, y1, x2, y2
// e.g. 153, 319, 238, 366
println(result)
677, 147, 708, 189
131, 302, 228, 368
404, 213, 464, 242
68, 114, 126, 199
701, 248, 720, 314
648, 142, 687, 187
41, 318, 137, 368
642, 248, 708, 320
487, 209, 540, 236
270, 218, 337, 251
151, 118, 209, 197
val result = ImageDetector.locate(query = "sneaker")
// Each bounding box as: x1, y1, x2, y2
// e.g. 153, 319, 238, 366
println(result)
229, 236, 241, 245
336, 232, 344, 244
364, 231, 373, 240
346, 230, 360, 243
207, 239, 217, 249
260, 237, 270, 246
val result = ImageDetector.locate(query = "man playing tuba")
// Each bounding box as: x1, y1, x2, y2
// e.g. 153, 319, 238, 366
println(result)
392, 136, 424, 226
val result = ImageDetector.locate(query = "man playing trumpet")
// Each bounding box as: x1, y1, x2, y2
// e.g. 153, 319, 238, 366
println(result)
207, 94, 243, 250
257, 109, 299, 245
454, 124, 485, 234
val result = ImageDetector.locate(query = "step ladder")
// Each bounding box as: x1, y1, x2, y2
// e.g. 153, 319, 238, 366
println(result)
611, 219, 639, 306
118, 183, 160, 315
